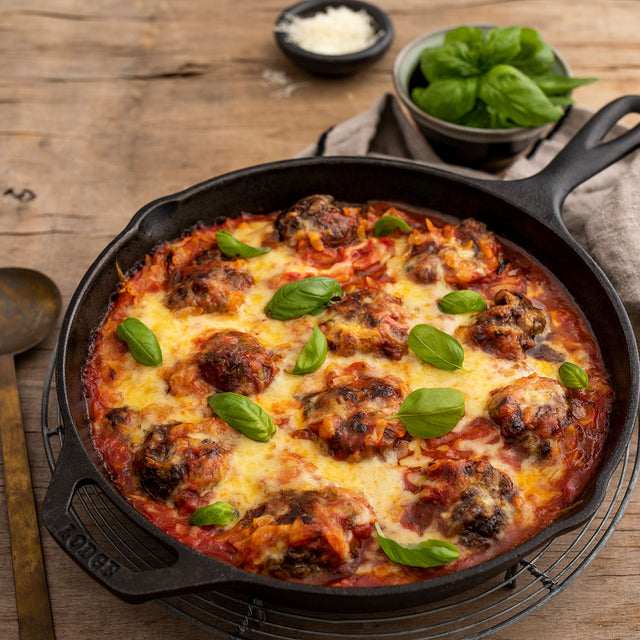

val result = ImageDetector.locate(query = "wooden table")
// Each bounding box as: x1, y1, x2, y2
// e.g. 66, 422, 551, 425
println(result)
1, 1, 639, 638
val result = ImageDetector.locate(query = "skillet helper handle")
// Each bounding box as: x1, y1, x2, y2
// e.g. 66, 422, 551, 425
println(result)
505, 95, 640, 221
0, 355, 56, 640
42, 427, 237, 603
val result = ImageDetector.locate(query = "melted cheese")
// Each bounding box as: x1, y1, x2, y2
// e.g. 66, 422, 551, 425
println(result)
106, 245, 561, 539
86, 204, 611, 578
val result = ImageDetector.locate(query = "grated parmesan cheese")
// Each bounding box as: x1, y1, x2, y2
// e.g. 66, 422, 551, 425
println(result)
278, 5, 381, 56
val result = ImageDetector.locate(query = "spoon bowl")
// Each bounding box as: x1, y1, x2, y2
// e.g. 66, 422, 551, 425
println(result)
0, 268, 61, 356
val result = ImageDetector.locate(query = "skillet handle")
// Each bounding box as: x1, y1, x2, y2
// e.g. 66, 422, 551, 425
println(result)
495, 95, 640, 227
41, 424, 238, 603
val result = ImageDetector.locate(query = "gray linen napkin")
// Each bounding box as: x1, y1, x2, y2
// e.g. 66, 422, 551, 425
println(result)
297, 93, 640, 336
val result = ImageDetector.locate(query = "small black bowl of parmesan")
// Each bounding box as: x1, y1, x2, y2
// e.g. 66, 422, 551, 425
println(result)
274, 0, 394, 76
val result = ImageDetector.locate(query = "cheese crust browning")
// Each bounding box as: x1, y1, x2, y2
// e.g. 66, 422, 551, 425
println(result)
83, 197, 613, 587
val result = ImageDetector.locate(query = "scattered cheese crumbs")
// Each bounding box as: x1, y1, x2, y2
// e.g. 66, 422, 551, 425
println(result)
261, 68, 309, 98
278, 5, 381, 56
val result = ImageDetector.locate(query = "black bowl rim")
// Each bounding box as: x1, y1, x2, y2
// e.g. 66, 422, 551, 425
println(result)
274, 0, 394, 65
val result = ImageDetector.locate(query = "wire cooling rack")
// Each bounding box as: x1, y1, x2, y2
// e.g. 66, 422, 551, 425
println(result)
41, 353, 639, 640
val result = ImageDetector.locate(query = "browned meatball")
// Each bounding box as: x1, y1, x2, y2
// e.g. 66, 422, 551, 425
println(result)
100, 407, 140, 447
275, 194, 361, 250
488, 374, 571, 458
218, 488, 374, 580
403, 458, 516, 548
196, 330, 278, 396
165, 331, 278, 399
405, 218, 504, 287
165, 261, 253, 314
462, 289, 546, 360
132, 424, 227, 506
105, 406, 136, 430
299, 366, 408, 461
164, 245, 224, 273
319, 288, 410, 360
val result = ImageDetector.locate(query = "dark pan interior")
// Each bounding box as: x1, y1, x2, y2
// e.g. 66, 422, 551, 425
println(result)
55, 157, 638, 611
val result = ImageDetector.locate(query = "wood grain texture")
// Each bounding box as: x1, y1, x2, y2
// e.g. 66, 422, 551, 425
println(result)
1, 1, 639, 638
0, 356, 55, 640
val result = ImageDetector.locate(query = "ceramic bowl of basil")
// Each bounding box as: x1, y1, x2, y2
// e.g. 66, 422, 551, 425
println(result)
392, 25, 595, 172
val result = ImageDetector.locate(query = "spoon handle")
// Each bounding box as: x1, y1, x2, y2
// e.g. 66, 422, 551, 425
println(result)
0, 354, 56, 640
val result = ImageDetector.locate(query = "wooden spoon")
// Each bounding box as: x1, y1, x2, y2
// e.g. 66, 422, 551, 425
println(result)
0, 268, 61, 640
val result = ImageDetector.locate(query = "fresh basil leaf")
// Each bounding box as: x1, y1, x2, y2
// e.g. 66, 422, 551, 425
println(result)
438, 290, 487, 314
215, 230, 271, 258
511, 27, 554, 76
265, 276, 343, 320
290, 325, 327, 375
486, 104, 514, 128
419, 42, 480, 82
308, 301, 337, 316
444, 25, 483, 50
479, 64, 564, 127
208, 392, 276, 442
374, 215, 412, 237
189, 501, 238, 527
532, 73, 598, 96
412, 77, 479, 123
389, 387, 465, 438
408, 324, 466, 371
413, 25, 597, 131
456, 104, 490, 128
116, 317, 163, 366
457, 102, 512, 129
558, 362, 590, 390
479, 26, 522, 69
375, 523, 460, 568
548, 95, 575, 107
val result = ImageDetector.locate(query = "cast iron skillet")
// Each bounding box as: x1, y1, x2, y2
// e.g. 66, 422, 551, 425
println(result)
43, 96, 640, 613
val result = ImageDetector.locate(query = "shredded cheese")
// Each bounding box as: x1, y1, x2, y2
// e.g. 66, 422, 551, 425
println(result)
279, 6, 381, 55
85, 200, 613, 586
98, 226, 566, 543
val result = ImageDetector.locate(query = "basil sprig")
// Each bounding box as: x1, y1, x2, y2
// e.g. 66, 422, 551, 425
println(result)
558, 362, 590, 390
208, 393, 276, 442
116, 317, 163, 367
531, 73, 598, 96
375, 524, 460, 568
215, 230, 271, 258
410, 25, 597, 129
390, 388, 465, 438
266, 276, 343, 320
189, 501, 238, 527
408, 324, 466, 371
478, 64, 562, 127
290, 325, 327, 375
374, 215, 412, 237
438, 290, 487, 314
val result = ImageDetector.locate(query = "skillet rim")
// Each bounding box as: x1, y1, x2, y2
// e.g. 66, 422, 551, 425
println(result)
50, 155, 640, 610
